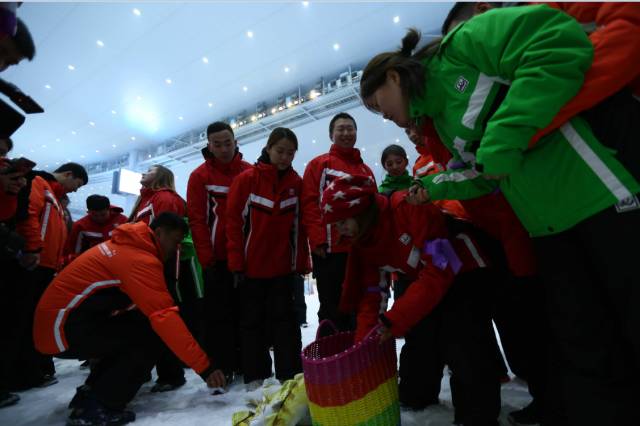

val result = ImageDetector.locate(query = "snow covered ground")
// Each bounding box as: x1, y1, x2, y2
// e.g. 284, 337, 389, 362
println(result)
1, 282, 533, 425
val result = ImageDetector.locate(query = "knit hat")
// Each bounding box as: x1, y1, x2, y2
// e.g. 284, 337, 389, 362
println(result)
321, 174, 376, 224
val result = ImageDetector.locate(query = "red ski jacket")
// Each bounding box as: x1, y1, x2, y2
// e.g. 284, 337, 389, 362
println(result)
302, 144, 376, 254
64, 206, 128, 262
531, 2, 640, 144
421, 119, 537, 277
131, 188, 185, 225
33, 222, 212, 376
187, 150, 252, 268
226, 161, 310, 279
340, 192, 489, 340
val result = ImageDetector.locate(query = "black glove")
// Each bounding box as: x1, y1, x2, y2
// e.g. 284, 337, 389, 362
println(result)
233, 272, 245, 289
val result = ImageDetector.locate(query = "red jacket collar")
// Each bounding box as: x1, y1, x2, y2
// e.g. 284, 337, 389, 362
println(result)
330, 143, 363, 164
204, 149, 245, 174
49, 180, 66, 201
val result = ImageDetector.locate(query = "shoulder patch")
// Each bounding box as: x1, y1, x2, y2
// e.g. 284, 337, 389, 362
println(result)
454, 76, 469, 93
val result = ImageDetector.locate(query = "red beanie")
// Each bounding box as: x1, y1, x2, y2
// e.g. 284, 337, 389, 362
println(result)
321, 174, 376, 224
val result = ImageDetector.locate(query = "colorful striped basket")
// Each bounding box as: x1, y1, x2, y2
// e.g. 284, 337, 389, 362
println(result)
301, 321, 400, 426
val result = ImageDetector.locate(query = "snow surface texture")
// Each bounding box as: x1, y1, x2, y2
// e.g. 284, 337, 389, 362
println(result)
1, 281, 533, 425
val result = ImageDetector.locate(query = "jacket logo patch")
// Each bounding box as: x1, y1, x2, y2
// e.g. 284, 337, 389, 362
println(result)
399, 233, 411, 245
615, 194, 640, 213
289, 188, 295, 196
455, 76, 469, 93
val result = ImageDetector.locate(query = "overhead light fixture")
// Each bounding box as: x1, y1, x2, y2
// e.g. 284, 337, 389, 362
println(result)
80, 154, 85, 158
44, 84, 51, 89
309, 89, 320, 99
312, 139, 316, 144
112, 144, 117, 148
393, 16, 400, 24
56, 138, 60, 142
68, 64, 75, 71
71, 130, 77, 135
96, 40, 104, 47
208, 102, 213, 108
136, 95, 142, 101
284, 66, 290, 73
178, 116, 183, 120
89, 121, 95, 126
95, 149, 100, 153
333, 43, 340, 51
132, 8, 141, 16
251, 115, 257, 122
111, 110, 117, 114
302, 1, 309, 6
246, 30, 254, 38
41, 144, 46, 148
242, 86, 248, 92
130, 136, 136, 141
395, 138, 400, 142
202, 56, 209, 64
165, 78, 172, 84
271, 107, 277, 114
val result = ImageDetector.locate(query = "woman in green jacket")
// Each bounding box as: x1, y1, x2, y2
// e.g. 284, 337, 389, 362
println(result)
359, 5, 640, 426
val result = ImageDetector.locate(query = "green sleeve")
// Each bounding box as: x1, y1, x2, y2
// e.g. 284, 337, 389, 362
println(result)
418, 166, 498, 201
448, 5, 594, 175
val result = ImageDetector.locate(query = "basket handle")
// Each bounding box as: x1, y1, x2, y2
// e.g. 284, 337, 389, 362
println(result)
316, 320, 339, 339
362, 324, 383, 342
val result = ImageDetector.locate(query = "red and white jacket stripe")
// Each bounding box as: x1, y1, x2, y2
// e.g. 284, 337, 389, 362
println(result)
302, 144, 376, 254
226, 161, 310, 279
187, 150, 252, 268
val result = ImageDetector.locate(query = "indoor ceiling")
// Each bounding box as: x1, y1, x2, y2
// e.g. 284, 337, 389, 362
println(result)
3, 1, 451, 168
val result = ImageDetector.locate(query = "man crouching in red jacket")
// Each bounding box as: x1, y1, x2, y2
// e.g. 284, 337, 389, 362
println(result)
33, 212, 225, 426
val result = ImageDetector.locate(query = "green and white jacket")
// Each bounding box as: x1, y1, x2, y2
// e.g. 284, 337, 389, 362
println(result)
411, 4, 640, 237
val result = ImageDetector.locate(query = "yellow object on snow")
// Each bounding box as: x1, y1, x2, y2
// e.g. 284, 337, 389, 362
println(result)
232, 374, 311, 426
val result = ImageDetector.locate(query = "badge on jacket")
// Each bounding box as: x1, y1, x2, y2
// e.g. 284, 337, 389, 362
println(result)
455, 76, 469, 93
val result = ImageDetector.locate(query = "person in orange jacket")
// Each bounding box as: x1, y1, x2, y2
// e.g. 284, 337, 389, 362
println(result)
301, 112, 376, 335
6, 163, 87, 393
64, 194, 128, 264
34, 213, 225, 425
226, 128, 310, 387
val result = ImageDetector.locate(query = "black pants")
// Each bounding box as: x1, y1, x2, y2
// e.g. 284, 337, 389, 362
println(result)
7, 266, 56, 390
0, 260, 22, 394
203, 261, 242, 377
63, 311, 160, 410
154, 257, 185, 384
433, 268, 501, 426
312, 252, 354, 335
292, 274, 307, 326
240, 275, 302, 383
176, 258, 205, 344
394, 275, 443, 409
533, 206, 640, 426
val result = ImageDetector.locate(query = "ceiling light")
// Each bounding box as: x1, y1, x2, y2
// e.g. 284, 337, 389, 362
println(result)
112, 144, 117, 148
45, 164, 49, 168
178, 116, 184, 121
333, 43, 340, 51
41, 144, 47, 148
44, 84, 51, 89
136, 96, 142, 101
95, 150, 100, 153
395, 138, 400, 142
242, 86, 248, 92
278, 106, 284, 111
393, 16, 400, 24
202, 56, 209, 64
361, 148, 366, 152
286, 101, 293, 108
132, 8, 141, 16
30, 149, 34, 153
55, 162, 60, 165
130, 136, 136, 141
80, 154, 85, 158
303, 162, 307, 167
55, 138, 60, 142
246, 30, 254, 38
68, 64, 75, 71
89, 121, 95, 126
375, 162, 379, 167
271, 107, 277, 114
312, 139, 316, 144
284, 67, 290, 73
148, 154, 152, 158
71, 131, 77, 135
309, 90, 320, 99
251, 115, 257, 122
302, 1, 309, 6
165, 78, 172, 84
231, 123, 237, 129
96, 40, 104, 47
208, 102, 213, 108
111, 110, 117, 114
383, 119, 388, 123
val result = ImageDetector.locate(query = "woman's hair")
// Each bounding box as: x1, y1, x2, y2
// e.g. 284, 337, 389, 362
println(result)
381, 144, 408, 165
360, 28, 441, 110
129, 165, 176, 222
266, 127, 298, 151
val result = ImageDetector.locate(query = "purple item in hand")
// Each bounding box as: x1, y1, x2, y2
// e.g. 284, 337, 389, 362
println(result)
423, 238, 462, 274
